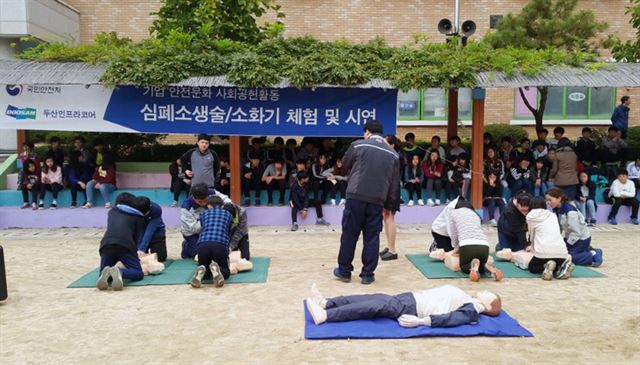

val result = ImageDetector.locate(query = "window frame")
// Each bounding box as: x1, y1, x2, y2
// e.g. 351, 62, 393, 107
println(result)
513, 87, 616, 120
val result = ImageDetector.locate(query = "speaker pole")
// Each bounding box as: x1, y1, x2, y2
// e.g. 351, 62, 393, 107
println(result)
454, 0, 460, 34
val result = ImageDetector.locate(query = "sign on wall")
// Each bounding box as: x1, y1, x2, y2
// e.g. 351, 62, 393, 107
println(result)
0, 84, 397, 137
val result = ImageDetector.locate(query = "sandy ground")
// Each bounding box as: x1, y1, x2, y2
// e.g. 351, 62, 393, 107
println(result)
1, 224, 639, 365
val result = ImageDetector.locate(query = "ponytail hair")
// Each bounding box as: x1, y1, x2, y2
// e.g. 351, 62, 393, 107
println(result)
546, 187, 568, 202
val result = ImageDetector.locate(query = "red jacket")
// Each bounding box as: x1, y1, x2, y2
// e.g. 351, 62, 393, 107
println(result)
422, 160, 444, 179
92, 166, 117, 185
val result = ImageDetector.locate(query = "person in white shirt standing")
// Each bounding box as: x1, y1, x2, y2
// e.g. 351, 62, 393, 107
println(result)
626, 157, 640, 190
608, 169, 639, 225
305, 284, 501, 327
429, 200, 503, 282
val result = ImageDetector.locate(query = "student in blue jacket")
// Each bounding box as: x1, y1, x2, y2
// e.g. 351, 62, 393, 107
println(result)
138, 201, 167, 262
306, 284, 501, 327
67, 150, 92, 208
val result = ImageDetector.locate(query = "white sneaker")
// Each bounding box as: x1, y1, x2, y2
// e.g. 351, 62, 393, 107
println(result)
331, 199, 336, 206
339, 199, 346, 206
417, 199, 425, 206
435, 199, 441, 206
488, 219, 497, 227
427, 199, 434, 207
105, 202, 112, 209
408, 200, 414, 206
170, 201, 179, 207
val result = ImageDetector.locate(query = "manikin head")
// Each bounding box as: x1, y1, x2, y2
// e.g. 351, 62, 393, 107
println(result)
476, 290, 501, 317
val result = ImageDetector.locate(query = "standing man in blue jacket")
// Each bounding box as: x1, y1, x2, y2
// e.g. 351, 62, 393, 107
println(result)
611, 96, 630, 139
334, 120, 400, 285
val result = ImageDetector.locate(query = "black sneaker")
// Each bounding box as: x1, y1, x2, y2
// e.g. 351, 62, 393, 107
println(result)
380, 251, 398, 261
379, 247, 389, 256
554, 259, 575, 280
360, 276, 375, 285
333, 268, 351, 282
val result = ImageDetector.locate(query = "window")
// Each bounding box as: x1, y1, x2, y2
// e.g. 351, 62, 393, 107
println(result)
514, 86, 614, 119
490, 15, 503, 29
423, 88, 446, 118
457, 88, 472, 117
397, 88, 474, 121
397, 90, 420, 120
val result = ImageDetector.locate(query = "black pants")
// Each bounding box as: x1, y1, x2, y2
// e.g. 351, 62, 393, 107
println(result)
233, 234, 251, 260
432, 231, 453, 252
405, 182, 422, 200
609, 197, 639, 219
528, 257, 566, 274
266, 179, 286, 204
21, 185, 39, 203
291, 199, 324, 223
312, 179, 331, 203
337, 199, 383, 279
242, 176, 263, 198
215, 181, 230, 196
172, 180, 189, 202
459, 245, 489, 273
197, 242, 230, 279
147, 237, 168, 262
330, 180, 347, 200
39, 183, 63, 201
69, 183, 87, 204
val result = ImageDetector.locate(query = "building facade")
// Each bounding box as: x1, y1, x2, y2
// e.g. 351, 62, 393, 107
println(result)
13, 0, 640, 141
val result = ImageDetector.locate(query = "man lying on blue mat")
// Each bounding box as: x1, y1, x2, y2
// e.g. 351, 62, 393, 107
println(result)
306, 284, 501, 327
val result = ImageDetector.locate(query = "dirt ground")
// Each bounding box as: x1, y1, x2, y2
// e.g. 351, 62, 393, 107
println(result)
1, 224, 639, 365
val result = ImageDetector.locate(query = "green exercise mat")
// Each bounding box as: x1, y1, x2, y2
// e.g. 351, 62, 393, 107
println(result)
406, 254, 604, 279
67, 257, 270, 288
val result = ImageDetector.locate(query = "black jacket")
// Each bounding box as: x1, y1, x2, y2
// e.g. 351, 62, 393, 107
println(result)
576, 181, 597, 201
576, 139, 596, 163
342, 135, 399, 206
99, 206, 146, 254
290, 180, 309, 210
498, 200, 528, 247
483, 181, 503, 198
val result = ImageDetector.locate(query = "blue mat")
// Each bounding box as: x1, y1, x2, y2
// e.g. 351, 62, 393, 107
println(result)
304, 301, 533, 339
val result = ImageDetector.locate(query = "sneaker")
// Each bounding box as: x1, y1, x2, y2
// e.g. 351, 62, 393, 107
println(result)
70, 202, 77, 209
590, 218, 597, 226
488, 219, 497, 227
278, 201, 285, 207
428, 241, 438, 252
632, 218, 639, 225
291, 223, 299, 231
542, 260, 556, 280
361, 275, 375, 285
316, 218, 330, 226
110, 266, 124, 291
97, 266, 112, 290
608, 217, 617, 225
380, 251, 398, 261
105, 202, 112, 209
331, 199, 336, 206
555, 259, 575, 280
379, 247, 389, 256
407, 200, 414, 207
82, 202, 93, 209
267, 202, 273, 207
38, 203, 44, 210
31, 203, 37, 210
209, 262, 224, 287
469, 258, 480, 282
50, 200, 57, 210
426, 199, 434, 207
20, 202, 29, 209
333, 267, 351, 282
170, 201, 179, 207
190, 265, 206, 288
592, 248, 603, 268
417, 199, 425, 206
435, 199, 441, 206
339, 199, 346, 206
490, 268, 503, 282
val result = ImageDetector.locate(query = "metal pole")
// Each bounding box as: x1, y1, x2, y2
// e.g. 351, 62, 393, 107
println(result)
454, 0, 460, 34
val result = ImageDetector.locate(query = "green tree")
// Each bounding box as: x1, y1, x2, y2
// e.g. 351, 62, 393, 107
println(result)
150, 0, 285, 45
486, 0, 608, 130
611, 0, 640, 61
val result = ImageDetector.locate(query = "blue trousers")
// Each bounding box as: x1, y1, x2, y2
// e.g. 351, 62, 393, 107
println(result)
99, 245, 143, 282
510, 179, 533, 195
497, 229, 528, 252
337, 199, 383, 279
181, 234, 199, 259
483, 198, 505, 220
533, 181, 550, 197
326, 292, 417, 322
567, 237, 594, 266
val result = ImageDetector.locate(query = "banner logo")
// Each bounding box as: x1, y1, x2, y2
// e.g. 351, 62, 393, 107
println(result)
5, 105, 36, 120
6, 85, 23, 96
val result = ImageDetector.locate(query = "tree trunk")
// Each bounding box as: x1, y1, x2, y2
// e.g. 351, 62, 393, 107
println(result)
518, 86, 548, 132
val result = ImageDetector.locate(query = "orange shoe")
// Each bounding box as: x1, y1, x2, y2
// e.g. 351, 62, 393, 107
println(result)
491, 268, 503, 282
469, 258, 480, 282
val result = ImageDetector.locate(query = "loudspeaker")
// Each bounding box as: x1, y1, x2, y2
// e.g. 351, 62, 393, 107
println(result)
461, 20, 476, 36
438, 19, 453, 35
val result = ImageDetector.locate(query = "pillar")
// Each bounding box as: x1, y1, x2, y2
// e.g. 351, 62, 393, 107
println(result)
447, 88, 458, 140
229, 136, 242, 203
16, 130, 27, 153
471, 88, 485, 214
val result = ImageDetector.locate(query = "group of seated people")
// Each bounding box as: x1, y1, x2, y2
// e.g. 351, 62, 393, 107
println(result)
18, 136, 118, 209
97, 185, 253, 290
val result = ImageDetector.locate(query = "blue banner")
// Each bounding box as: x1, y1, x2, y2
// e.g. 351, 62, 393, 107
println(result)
103, 86, 397, 136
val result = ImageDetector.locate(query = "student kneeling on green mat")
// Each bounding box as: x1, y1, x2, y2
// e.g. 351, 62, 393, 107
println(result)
97, 194, 150, 291
306, 284, 501, 326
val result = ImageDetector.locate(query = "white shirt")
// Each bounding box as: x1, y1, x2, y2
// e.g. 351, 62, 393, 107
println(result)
610, 179, 636, 198
412, 285, 482, 318
431, 197, 459, 236
626, 162, 640, 180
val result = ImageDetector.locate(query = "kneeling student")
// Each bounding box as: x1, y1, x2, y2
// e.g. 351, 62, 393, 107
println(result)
190, 196, 234, 288
97, 194, 150, 290
306, 284, 501, 327
429, 200, 503, 282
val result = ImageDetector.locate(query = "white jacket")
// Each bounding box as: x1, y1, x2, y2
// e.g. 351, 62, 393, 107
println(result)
431, 197, 459, 236
526, 209, 568, 259
609, 179, 636, 199
626, 162, 640, 180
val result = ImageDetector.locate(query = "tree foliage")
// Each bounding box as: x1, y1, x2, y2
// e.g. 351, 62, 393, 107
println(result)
611, 0, 640, 61
486, 0, 608, 130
